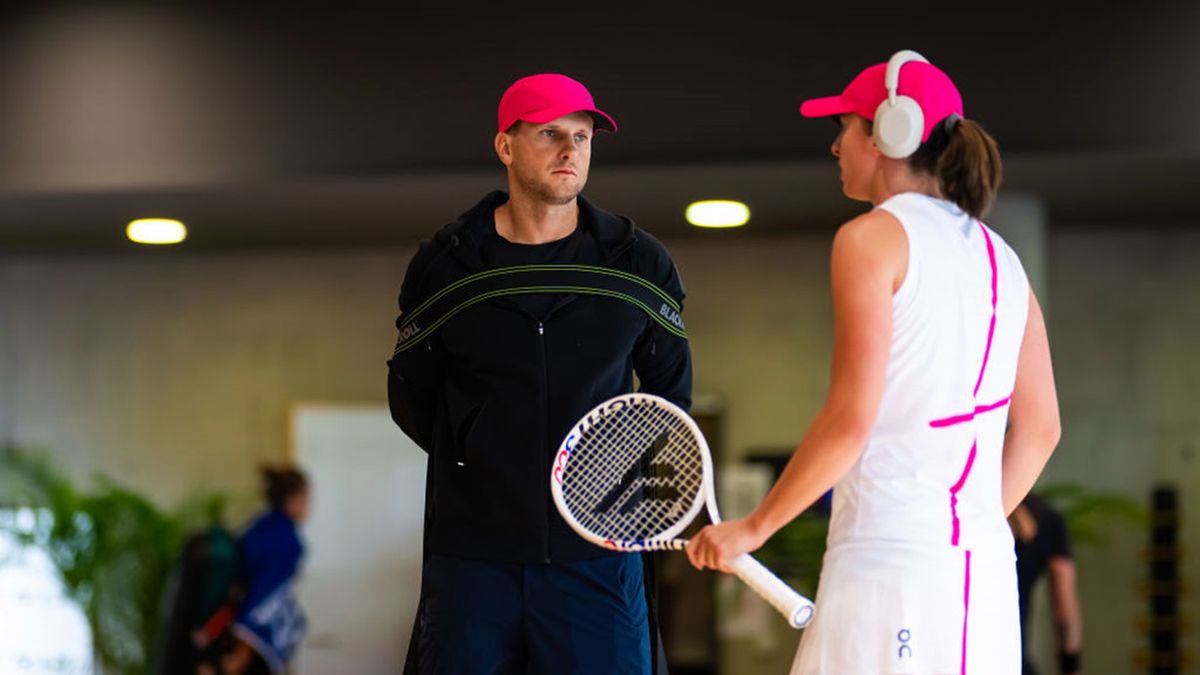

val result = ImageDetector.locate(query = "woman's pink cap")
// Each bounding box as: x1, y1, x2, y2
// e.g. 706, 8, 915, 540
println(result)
800, 60, 963, 142
497, 73, 617, 133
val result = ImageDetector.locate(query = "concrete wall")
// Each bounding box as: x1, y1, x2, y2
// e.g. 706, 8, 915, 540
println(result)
0, 249, 409, 504
0, 230, 842, 506
0, 232, 837, 510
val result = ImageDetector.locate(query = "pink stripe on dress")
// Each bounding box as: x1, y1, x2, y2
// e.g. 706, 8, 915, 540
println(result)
960, 549, 972, 675
972, 225, 999, 397
929, 396, 1012, 428
929, 222, 1001, 674
948, 441, 977, 547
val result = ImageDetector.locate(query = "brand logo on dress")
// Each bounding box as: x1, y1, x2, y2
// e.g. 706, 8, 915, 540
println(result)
897, 628, 913, 659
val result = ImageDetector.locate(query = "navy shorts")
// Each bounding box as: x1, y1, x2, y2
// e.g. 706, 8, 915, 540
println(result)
417, 553, 651, 675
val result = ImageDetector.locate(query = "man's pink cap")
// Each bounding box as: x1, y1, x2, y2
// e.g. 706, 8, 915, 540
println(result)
799, 60, 963, 142
497, 73, 617, 134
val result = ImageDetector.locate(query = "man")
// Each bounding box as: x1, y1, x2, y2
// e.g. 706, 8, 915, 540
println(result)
388, 73, 691, 674
1011, 492, 1083, 675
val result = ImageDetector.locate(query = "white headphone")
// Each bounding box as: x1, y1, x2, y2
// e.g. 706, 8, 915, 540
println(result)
874, 50, 929, 159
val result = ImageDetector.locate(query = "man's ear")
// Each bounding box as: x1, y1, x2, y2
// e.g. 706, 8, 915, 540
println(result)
495, 131, 513, 167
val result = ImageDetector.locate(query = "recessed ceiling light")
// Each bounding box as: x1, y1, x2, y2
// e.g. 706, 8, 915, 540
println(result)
126, 218, 187, 245
685, 200, 750, 228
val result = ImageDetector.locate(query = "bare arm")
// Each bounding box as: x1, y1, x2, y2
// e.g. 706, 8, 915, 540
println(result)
1048, 555, 1083, 674
686, 211, 904, 569
743, 213, 900, 539
1001, 288, 1061, 514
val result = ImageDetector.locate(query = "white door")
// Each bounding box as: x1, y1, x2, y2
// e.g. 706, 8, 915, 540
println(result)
290, 404, 426, 675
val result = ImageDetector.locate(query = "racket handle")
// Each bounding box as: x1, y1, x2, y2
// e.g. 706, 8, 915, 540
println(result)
728, 553, 815, 629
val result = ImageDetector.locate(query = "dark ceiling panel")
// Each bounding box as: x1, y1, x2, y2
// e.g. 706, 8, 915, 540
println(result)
0, 2, 1196, 250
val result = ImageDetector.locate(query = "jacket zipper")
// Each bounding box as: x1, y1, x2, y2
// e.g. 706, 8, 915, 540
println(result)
537, 295, 583, 564
537, 319, 552, 563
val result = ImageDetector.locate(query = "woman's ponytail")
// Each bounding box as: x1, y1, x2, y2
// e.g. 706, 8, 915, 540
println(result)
910, 115, 1003, 219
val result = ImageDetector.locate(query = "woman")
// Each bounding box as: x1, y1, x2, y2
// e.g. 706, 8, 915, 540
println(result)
217, 466, 310, 675
686, 51, 1061, 674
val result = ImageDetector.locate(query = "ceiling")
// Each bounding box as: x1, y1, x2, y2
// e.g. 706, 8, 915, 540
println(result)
0, 2, 1197, 251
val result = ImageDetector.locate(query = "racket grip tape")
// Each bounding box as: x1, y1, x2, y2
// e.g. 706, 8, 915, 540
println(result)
728, 553, 815, 629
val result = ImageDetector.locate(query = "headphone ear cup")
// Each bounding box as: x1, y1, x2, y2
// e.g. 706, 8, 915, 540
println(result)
873, 95, 925, 159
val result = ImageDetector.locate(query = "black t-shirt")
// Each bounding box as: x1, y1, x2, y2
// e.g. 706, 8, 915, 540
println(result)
1014, 494, 1072, 631
480, 210, 584, 319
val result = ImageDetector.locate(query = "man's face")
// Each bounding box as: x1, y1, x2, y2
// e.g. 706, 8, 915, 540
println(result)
498, 112, 594, 204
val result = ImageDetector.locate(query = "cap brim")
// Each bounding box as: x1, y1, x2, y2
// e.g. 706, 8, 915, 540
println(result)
799, 95, 851, 118
585, 109, 618, 133
520, 107, 618, 133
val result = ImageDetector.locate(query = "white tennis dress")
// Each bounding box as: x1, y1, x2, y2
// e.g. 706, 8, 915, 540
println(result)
792, 193, 1030, 675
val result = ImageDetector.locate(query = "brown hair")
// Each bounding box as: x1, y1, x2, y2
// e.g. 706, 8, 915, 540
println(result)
259, 465, 308, 511
908, 116, 1003, 219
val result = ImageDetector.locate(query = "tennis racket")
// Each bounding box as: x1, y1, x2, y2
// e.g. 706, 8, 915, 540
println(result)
550, 392, 815, 629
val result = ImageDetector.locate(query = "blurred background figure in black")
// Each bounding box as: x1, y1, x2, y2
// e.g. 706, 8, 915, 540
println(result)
1011, 492, 1083, 675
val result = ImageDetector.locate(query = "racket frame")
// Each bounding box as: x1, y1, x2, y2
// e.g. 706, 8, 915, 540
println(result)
551, 393, 816, 629
550, 393, 707, 551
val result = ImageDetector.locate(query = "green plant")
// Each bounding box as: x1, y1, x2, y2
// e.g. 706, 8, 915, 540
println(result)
0, 445, 236, 675
1036, 481, 1146, 547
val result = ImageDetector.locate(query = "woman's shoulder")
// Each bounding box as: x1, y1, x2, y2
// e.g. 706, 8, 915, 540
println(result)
835, 208, 906, 252
831, 210, 908, 291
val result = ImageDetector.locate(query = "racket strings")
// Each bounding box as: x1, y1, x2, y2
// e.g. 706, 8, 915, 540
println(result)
561, 401, 703, 542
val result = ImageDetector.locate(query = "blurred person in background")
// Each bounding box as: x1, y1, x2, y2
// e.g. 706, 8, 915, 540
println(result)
195, 466, 310, 675
1011, 492, 1083, 675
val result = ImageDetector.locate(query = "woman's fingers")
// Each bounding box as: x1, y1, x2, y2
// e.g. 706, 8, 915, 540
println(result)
686, 525, 738, 572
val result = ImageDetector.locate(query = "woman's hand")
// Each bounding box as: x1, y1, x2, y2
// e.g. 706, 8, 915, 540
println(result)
685, 518, 767, 573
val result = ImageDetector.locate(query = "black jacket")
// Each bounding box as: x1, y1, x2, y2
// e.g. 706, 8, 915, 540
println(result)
387, 191, 692, 563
